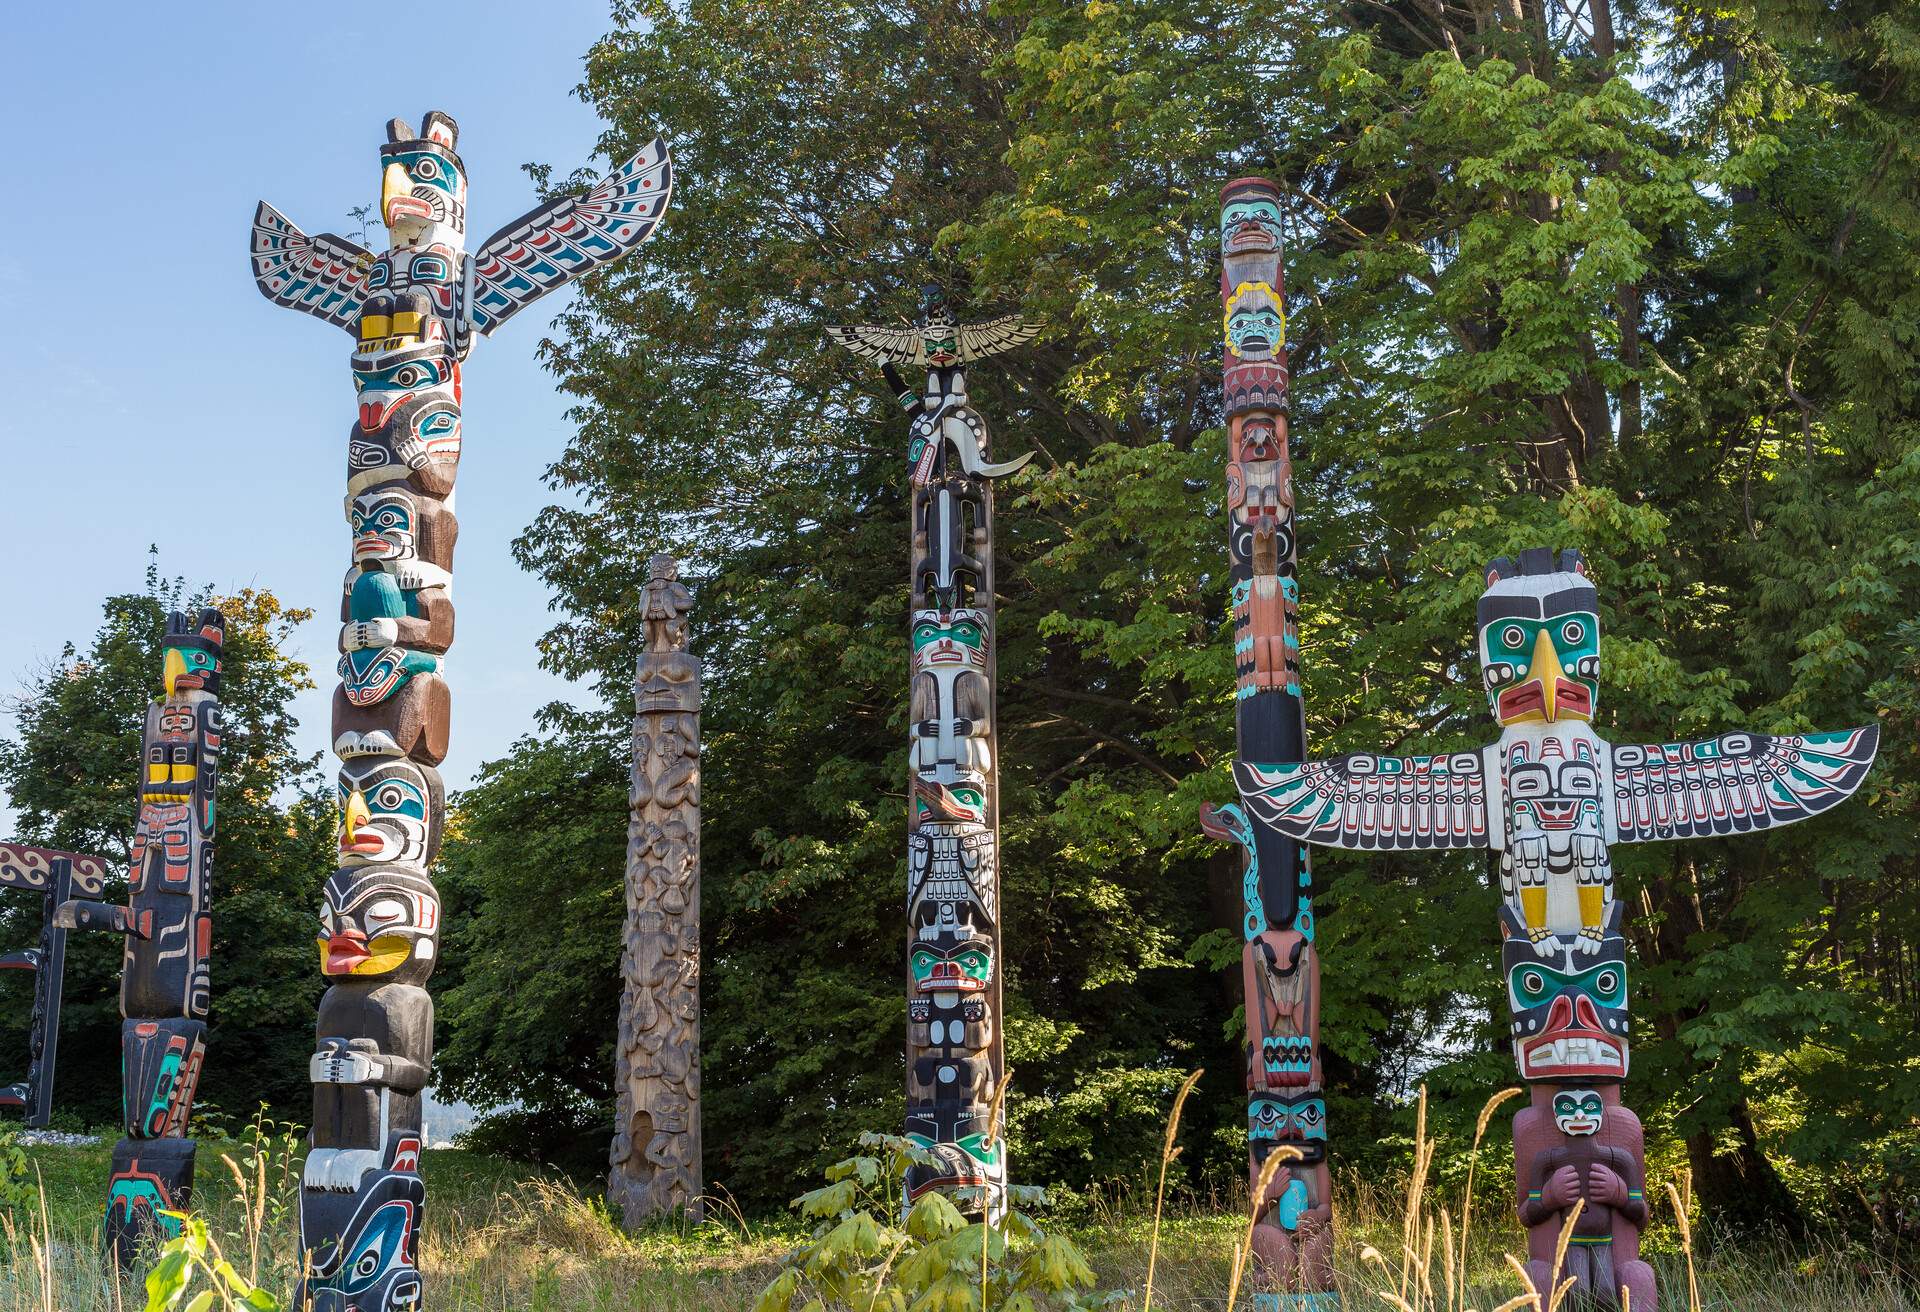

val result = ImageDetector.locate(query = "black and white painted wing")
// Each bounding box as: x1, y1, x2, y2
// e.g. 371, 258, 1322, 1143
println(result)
468, 137, 674, 337
250, 202, 373, 332
1607, 725, 1878, 843
1234, 753, 1493, 851
957, 314, 1040, 362
826, 323, 923, 365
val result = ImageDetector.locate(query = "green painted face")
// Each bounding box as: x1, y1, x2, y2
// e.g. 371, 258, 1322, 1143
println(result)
1552, 1089, 1604, 1136
910, 944, 993, 991
1508, 955, 1627, 1014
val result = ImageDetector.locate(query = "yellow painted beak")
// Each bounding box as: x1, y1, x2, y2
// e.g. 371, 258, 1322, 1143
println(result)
1529, 627, 1564, 722
162, 648, 187, 699
342, 789, 371, 844
381, 162, 410, 225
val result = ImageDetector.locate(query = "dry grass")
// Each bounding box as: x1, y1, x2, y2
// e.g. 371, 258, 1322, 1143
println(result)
0, 1128, 1908, 1311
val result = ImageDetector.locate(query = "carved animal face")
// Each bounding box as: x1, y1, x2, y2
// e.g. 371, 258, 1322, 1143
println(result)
1504, 737, 1603, 835
336, 759, 442, 871
350, 490, 418, 566
161, 609, 224, 697
353, 346, 459, 435
380, 112, 466, 246
1478, 550, 1599, 725
1506, 934, 1629, 1082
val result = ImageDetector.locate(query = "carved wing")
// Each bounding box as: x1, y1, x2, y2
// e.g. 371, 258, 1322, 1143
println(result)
1234, 753, 1492, 851
250, 202, 373, 331
958, 314, 1040, 362
826, 323, 922, 365
1608, 725, 1878, 843
469, 136, 674, 337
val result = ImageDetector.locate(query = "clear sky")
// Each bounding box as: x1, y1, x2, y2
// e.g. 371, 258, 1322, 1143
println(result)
1, 2, 634, 831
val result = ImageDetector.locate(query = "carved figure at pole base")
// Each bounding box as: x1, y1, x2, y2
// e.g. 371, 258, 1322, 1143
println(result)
611, 555, 704, 1227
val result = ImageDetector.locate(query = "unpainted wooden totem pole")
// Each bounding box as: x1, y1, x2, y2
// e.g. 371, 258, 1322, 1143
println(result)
59, 609, 224, 1264
610, 554, 703, 1225
1234, 548, 1880, 1309
250, 110, 671, 1309
1194, 178, 1337, 1312
830, 287, 1038, 1212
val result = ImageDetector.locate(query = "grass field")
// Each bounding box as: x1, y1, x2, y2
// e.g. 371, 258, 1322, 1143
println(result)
0, 1134, 1912, 1311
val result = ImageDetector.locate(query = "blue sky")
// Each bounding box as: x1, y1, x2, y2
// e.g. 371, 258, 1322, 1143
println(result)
1, 3, 637, 831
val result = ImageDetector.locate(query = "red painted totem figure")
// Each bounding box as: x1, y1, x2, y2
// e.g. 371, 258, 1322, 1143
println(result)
58, 609, 224, 1266
1198, 177, 1338, 1312
1234, 549, 1879, 1309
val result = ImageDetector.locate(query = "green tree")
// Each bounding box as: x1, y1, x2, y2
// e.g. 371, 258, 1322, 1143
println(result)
0, 567, 331, 1128
440, 0, 1920, 1232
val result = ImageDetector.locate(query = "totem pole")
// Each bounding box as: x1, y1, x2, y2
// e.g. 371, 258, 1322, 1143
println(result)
250, 111, 672, 1309
829, 288, 1038, 1211
2, 842, 110, 1127
1234, 547, 1880, 1309
1193, 178, 1335, 1312
57, 610, 223, 1263
609, 555, 703, 1225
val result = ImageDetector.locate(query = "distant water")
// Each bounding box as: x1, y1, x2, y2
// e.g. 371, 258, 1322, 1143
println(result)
420, 1087, 479, 1148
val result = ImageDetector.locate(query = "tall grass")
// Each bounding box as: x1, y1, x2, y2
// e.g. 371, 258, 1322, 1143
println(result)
0, 1095, 1909, 1310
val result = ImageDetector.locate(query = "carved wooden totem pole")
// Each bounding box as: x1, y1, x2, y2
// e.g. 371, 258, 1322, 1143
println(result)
830, 287, 1038, 1212
1234, 548, 1880, 1309
57, 610, 223, 1264
3, 842, 111, 1127
610, 554, 703, 1225
1193, 179, 1336, 1312
250, 111, 672, 1309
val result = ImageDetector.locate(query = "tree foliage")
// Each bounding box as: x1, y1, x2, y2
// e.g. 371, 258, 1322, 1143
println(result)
0, 568, 331, 1128
424, 0, 1920, 1232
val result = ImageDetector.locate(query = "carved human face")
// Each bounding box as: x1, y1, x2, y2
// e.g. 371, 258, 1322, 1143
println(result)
1224, 282, 1285, 362
1552, 1089, 1604, 1136
911, 608, 988, 675
1220, 189, 1284, 255
336, 759, 442, 871
1478, 560, 1600, 724
1504, 737, 1603, 835
1506, 933, 1629, 1081
1247, 1093, 1327, 1165
317, 866, 440, 981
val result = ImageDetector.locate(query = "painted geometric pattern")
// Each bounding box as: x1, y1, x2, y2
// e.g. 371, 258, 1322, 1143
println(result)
0, 843, 109, 897
1610, 725, 1878, 843
1234, 753, 1491, 851
249, 204, 373, 332
469, 137, 673, 336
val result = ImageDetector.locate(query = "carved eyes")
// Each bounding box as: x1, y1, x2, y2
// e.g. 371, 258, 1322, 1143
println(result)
365, 898, 408, 929
413, 157, 441, 182
1501, 625, 1526, 649
1520, 970, 1548, 998
1593, 968, 1622, 997
1561, 619, 1586, 645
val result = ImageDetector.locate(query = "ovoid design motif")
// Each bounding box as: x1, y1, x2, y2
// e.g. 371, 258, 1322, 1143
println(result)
1235, 547, 1879, 1310
57, 610, 223, 1265
609, 555, 703, 1226
1195, 178, 1337, 1312
831, 286, 1038, 1215
250, 110, 672, 1310
5, 839, 110, 1133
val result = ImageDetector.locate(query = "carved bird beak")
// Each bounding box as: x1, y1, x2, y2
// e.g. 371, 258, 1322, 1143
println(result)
381, 163, 431, 234
1529, 627, 1563, 721
163, 648, 188, 699
339, 789, 376, 853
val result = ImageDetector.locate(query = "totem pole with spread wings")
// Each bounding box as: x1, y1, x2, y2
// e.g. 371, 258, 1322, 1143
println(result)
831, 287, 1038, 1214
250, 111, 671, 1311
1234, 547, 1879, 1310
